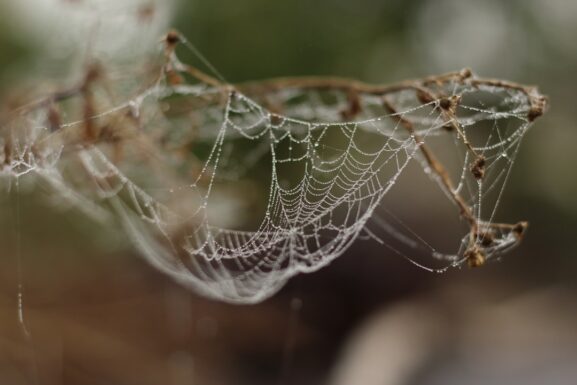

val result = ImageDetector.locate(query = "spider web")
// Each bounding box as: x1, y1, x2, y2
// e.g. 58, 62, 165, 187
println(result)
0, 32, 547, 303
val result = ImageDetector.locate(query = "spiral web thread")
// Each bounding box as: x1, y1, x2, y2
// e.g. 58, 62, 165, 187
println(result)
0, 32, 547, 303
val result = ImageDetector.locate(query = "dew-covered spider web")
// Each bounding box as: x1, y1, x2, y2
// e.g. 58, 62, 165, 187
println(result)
0, 31, 547, 303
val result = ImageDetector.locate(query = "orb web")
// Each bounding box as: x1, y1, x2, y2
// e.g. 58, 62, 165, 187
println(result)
0, 31, 547, 303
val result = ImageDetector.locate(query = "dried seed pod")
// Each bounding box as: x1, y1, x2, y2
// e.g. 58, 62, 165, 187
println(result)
466, 247, 486, 268
270, 114, 283, 126
470, 156, 486, 180
512, 221, 528, 240
439, 95, 461, 112
528, 95, 547, 122
165, 30, 181, 46
458, 67, 473, 80
439, 97, 452, 110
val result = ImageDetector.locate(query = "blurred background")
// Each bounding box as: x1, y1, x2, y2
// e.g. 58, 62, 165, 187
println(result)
1, 0, 576, 384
